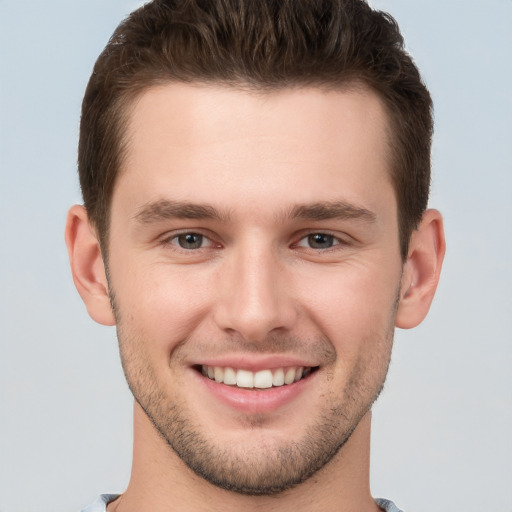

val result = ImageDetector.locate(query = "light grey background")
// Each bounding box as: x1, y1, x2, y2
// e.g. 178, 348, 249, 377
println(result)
1, 1, 511, 511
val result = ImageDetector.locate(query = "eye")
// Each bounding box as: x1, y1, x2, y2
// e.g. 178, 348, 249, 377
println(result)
159, 230, 222, 257
173, 232, 208, 250
297, 233, 339, 250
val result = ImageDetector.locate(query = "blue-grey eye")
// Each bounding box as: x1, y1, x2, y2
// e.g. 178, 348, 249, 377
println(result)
307, 233, 335, 249
177, 233, 204, 249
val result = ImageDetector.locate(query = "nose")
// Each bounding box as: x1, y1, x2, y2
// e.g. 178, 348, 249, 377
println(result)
213, 241, 298, 343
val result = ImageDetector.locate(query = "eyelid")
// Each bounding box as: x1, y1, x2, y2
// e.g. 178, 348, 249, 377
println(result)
296, 234, 338, 249
293, 230, 350, 249
161, 229, 221, 249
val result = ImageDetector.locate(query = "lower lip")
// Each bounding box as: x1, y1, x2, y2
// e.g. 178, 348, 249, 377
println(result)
193, 370, 316, 414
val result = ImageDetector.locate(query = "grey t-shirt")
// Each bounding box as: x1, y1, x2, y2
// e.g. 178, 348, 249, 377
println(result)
81, 494, 405, 511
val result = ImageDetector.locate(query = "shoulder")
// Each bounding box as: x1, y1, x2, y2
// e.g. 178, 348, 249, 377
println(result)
375, 498, 406, 512
81, 494, 120, 512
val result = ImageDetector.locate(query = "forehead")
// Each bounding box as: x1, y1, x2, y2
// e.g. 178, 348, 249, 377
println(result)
116, 83, 395, 220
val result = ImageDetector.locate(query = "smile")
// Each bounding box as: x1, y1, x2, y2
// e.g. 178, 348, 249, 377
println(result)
200, 365, 316, 389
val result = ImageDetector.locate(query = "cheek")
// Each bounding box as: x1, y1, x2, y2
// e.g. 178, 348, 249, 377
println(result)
296, 259, 400, 348
301, 263, 398, 402
112, 260, 213, 353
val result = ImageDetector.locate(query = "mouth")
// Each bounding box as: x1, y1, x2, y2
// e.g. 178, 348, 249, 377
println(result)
196, 365, 319, 389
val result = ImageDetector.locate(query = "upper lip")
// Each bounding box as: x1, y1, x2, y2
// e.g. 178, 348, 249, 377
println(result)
190, 354, 320, 372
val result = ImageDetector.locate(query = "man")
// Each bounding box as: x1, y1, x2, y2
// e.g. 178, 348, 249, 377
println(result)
65, 0, 445, 510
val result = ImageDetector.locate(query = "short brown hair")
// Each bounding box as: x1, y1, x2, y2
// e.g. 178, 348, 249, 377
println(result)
79, 0, 433, 259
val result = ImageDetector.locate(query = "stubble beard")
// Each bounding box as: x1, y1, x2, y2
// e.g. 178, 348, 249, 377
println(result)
111, 292, 397, 496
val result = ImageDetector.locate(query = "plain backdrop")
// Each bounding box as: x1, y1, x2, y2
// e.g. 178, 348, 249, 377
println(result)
0, 1, 511, 511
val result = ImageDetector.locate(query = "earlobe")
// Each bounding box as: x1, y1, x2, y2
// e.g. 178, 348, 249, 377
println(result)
65, 205, 116, 326
395, 209, 446, 329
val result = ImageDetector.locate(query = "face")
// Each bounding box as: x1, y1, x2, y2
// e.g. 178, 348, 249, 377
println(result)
107, 84, 403, 494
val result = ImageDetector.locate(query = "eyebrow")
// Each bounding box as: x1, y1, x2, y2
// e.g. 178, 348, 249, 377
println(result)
286, 201, 377, 223
133, 199, 231, 223
133, 199, 376, 224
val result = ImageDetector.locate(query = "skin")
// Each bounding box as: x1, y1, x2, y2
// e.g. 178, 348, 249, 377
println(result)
66, 84, 445, 512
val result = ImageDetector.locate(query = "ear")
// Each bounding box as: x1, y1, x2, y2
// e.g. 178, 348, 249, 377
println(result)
65, 205, 116, 326
395, 209, 446, 329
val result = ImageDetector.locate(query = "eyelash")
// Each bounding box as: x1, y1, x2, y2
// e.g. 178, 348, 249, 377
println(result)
162, 230, 349, 252
294, 232, 343, 250
163, 231, 219, 251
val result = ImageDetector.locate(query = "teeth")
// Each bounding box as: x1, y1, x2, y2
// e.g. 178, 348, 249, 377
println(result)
272, 368, 285, 386
214, 367, 224, 383
284, 367, 296, 385
201, 365, 312, 389
253, 369, 273, 389
223, 367, 237, 385
236, 369, 254, 388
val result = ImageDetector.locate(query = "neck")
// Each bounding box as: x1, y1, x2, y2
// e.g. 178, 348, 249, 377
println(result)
109, 403, 380, 512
